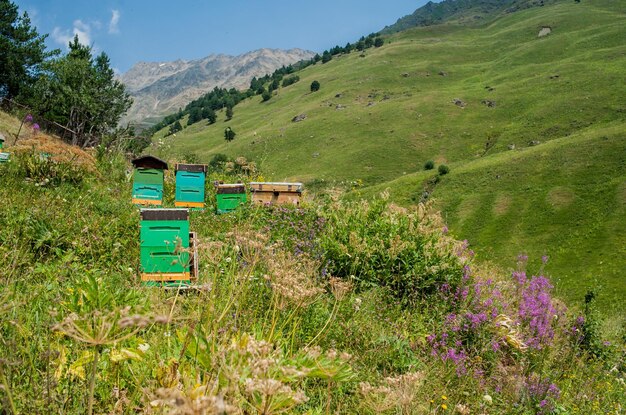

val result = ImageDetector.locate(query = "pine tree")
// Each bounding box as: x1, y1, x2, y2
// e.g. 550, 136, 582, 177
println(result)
224, 127, 236, 142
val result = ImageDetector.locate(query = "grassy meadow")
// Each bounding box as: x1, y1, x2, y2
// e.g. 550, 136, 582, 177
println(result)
0, 129, 624, 413
150, 0, 626, 311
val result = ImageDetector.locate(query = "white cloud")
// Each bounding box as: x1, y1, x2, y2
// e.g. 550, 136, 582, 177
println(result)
109, 10, 120, 34
73, 20, 91, 45
51, 20, 92, 48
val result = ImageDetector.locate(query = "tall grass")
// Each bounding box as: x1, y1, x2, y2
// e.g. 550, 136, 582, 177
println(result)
0, 153, 624, 414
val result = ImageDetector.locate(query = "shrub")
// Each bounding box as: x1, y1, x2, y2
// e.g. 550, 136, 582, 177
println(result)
319, 197, 467, 304
438, 164, 450, 175
310, 80, 321, 92
261, 91, 272, 102
282, 75, 300, 87
424, 160, 435, 170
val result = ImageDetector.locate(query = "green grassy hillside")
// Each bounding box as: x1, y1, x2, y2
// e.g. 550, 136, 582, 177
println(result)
1, 121, 624, 413
152, 0, 625, 309
155, 0, 624, 183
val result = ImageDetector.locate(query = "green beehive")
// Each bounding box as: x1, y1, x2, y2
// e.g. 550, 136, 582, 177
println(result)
216, 183, 247, 214
175, 164, 207, 208
140, 209, 191, 282
131, 156, 168, 206
0, 135, 7, 163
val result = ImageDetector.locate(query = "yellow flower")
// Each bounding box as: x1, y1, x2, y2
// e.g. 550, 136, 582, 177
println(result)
442, 395, 448, 400
442, 403, 448, 410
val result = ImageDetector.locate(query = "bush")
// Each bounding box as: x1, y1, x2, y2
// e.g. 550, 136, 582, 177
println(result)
319, 197, 466, 304
310, 80, 320, 92
282, 75, 300, 87
261, 91, 271, 102
424, 160, 435, 170
438, 164, 450, 175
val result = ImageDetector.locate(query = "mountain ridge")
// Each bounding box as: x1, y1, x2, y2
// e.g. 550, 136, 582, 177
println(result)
119, 48, 315, 128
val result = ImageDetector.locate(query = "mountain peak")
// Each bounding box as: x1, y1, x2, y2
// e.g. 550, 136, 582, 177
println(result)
120, 48, 315, 127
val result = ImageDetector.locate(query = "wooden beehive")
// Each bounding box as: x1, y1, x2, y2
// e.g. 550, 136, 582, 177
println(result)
215, 183, 247, 213
131, 156, 168, 206
249, 182, 303, 206
175, 163, 207, 208
139, 208, 195, 283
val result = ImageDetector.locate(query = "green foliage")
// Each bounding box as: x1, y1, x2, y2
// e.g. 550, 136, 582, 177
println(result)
225, 105, 233, 121
282, 75, 300, 87
374, 37, 384, 47
224, 126, 236, 142
310, 80, 320, 92
321, 51, 332, 64
261, 90, 271, 102
319, 198, 465, 303
438, 164, 450, 175
167, 120, 182, 136
28, 36, 132, 147
0, 0, 54, 99
424, 160, 435, 170
11, 149, 92, 186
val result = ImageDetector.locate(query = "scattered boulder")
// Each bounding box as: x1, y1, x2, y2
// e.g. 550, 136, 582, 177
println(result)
336, 104, 346, 110
382, 95, 391, 101
549, 74, 560, 79
482, 99, 497, 108
485, 85, 495, 91
439, 71, 448, 76
401, 72, 410, 78
452, 98, 466, 108
507, 144, 516, 150
292, 114, 307, 122
335, 93, 343, 98
367, 102, 375, 107
312, 152, 320, 158
538, 27, 552, 37
528, 140, 541, 146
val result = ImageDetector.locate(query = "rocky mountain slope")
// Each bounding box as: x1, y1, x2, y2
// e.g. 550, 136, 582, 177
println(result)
119, 48, 314, 127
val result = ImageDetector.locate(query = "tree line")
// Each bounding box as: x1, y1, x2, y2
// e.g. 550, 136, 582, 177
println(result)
1, 0, 139, 151
151, 32, 386, 136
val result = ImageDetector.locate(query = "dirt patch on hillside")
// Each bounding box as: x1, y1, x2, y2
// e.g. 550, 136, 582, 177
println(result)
11, 134, 97, 173
456, 195, 482, 223
547, 186, 575, 209
493, 194, 512, 216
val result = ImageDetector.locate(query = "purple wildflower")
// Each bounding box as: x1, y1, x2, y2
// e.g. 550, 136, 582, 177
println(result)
25, 114, 33, 122
33, 123, 40, 131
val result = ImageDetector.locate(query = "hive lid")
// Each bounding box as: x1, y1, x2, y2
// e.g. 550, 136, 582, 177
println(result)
132, 155, 168, 170
216, 183, 246, 194
176, 163, 207, 173
250, 182, 303, 192
140, 208, 188, 221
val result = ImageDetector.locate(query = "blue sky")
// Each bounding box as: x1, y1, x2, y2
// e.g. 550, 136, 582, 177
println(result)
13, 0, 428, 74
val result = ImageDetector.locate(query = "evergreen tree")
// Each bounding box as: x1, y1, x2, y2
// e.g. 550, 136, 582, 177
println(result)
262, 90, 271, 102
31, 35, 132, 147
321, 51, 332, 63
310, 80, 320, 92
224, 127, 236, 142
0, 0, 54, 99
374, 37, 384, 47
187, 107, 202, 125
225, 106, 233, 121
168, 120, 182, 136
202, 107, 216, 124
